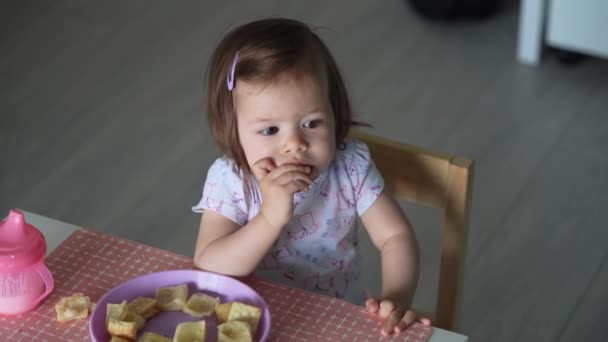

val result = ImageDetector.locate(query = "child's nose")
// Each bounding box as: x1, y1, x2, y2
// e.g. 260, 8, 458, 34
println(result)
282, 131, 308, 154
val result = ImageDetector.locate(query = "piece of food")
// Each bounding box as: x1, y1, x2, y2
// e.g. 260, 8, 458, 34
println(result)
215, 303, 232, 323
107, 318, 138, 340
216, 302, 262, 335
183, 293, 220, 317
128, 296, 159, 319
54, 292, 93, 322
227, 302, 262, 335
173, 320, 206, 342
155, 284, 189, 311
106, 300, 129, 324
217, 320, 253, 342
124, 311, 146, 331
138, 332, 171, 342
110, 336, 131, 342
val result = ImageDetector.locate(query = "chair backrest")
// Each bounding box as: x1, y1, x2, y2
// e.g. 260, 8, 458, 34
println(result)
350, 130, 474, 331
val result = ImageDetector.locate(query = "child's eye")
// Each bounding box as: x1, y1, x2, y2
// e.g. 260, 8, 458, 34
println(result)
259, 126, 279, 135
303, 120, 321, 129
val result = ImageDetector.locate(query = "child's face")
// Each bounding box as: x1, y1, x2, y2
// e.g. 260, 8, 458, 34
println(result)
235, 73, 336, 179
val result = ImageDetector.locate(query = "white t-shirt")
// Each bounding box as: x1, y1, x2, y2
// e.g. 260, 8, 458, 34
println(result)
192, 139, 384, 304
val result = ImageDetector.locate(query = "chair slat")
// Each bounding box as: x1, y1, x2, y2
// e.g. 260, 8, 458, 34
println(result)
352, 131, 451, 208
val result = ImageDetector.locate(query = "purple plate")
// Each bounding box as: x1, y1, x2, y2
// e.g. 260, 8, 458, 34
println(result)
89, 270, 271, 341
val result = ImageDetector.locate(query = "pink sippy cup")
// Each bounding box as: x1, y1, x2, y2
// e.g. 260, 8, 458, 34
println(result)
0, 209, 54, 315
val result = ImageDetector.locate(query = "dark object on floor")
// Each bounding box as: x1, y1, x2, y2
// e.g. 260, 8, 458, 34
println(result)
408, 0, 502, 21
553, 48, 587, 66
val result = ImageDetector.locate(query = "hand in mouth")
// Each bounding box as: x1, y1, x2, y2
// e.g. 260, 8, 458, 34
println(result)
283, 160, 319, 180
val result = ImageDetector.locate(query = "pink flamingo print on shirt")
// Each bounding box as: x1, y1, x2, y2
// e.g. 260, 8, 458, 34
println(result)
345, 154, 363, 187
260, 244, 293, 270
335, 185, 356, 211
229, 191, 248, 224
356, 184, 383, 203
203, 182, 225, 212
322, 215, 354, 243
230, 191, 244, 206
287, 212, 320, 240
320, 180, 331, 198
330, 258, 345, 271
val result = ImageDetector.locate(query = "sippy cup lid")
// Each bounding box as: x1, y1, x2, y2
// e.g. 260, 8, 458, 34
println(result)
0, 209, 47, 271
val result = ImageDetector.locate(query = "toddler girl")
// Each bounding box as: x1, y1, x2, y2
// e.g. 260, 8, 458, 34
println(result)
193, 18, 429, 336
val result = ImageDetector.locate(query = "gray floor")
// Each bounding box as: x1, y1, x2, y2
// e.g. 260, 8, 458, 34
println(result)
2, 1, 607, 341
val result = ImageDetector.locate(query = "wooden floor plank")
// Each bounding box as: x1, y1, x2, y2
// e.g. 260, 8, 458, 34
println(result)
559, 254, 608, 342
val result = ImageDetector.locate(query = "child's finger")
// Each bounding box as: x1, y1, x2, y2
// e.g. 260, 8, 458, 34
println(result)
251, 158, 276, 180
365, 298, 379, 314
274, 171, 312, 186
381, 307, 405, 337
394, 310, 416, 333
420, 317, 431, 326
269, 163, 311, 180
378, 300, 396, 319
285, 179, 310, 194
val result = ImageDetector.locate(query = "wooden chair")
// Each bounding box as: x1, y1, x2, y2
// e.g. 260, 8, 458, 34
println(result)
351, 130, 474, 331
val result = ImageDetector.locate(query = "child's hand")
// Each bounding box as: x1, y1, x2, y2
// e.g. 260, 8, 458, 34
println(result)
365, 298, 431, 337
251, 158, 313, 229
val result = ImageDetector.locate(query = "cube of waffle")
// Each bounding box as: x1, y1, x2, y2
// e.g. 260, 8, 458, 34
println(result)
54, 293, 93, 322
173, 320, 206, 342
128, 296, 158, 319
109, 336, 130, 342
106, 300, 128, 324
124, 311, 145, 331
227, 302, 262, 335
217, 320, 253, 342
107, 318, 137, 340
138, 332, 171, 342
155, 284, 188, 311
183, 293, 220, 317
215, 303, 232, 323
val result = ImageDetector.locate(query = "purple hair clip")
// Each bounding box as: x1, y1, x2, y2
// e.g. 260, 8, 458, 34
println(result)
227, 51, 239, 91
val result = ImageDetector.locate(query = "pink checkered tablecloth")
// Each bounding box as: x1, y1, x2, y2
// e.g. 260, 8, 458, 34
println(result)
0, 229, 432, 341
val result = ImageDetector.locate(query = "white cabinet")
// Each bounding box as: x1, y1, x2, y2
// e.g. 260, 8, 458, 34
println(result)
517, 0, 608, 65
547, 0, 608, 59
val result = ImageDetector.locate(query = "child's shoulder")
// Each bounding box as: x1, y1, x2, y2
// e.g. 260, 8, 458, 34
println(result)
331, 138, 384, 209
206, 156, 246, 181
331, 138, 375, 177
335, 138, 372, 164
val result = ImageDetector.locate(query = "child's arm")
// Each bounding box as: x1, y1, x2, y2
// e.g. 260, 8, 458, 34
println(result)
193, 210, 283, 276
361, 191, 426, 335
362, 191, 419, 305
194, 158, 312, 276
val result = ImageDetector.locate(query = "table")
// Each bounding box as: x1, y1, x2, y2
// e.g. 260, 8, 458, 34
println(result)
4, 210, 469, 342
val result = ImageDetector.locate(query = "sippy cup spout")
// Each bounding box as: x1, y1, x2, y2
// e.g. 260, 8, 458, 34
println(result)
1, 209, 27, 242
9, 209, 25, 224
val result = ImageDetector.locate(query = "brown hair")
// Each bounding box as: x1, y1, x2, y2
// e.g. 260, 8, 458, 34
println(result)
207, 18, 362, 172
